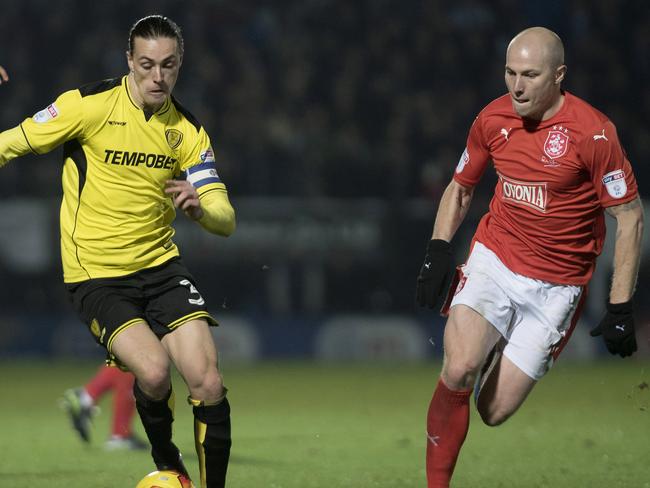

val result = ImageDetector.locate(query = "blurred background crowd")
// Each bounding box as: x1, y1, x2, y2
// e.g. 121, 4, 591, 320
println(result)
0, 0, 648, 359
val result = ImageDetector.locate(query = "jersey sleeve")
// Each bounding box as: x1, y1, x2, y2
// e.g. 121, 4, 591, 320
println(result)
179, 126, 235, 235
0, 125, 32, 167
179, 127, 226, 196
578, 120, 638, 207
452, 113, 491, 187
19, 89, 85, 154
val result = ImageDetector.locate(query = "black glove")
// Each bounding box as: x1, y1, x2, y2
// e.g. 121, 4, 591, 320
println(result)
416, 239, 453, 309
590, 300, 637, 358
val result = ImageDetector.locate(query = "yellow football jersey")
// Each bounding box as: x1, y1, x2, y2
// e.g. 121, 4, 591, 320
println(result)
4, 76, 228, 282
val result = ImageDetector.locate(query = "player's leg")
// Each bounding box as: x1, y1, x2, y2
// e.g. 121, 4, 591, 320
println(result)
104, 368, 148, 450
472, 338, 502, 405
475, 354, 536, 426
61, 387, 97, 443
476, 277, 584, 426
109, 368, 136, 438
427, 304, 502, 488
86, 364, 118, 401
111, 322, 189, 475
163, 319, 230, 488
143, 258, 229, 487
111, 323, 172, 398
66, 275, 189, 473
61, 364, 115, 443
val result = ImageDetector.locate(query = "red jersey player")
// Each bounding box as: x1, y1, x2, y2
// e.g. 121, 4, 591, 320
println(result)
416, 27, 643, 487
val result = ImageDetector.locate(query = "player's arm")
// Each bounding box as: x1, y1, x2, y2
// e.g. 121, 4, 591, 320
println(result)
164, 179, 236, 237
173, 121, 237, 235
431, 179, 475, 242
417, 112, 487, 310
589, 197, 643, 358
1, 89, 83, 166
0, 125, 31, 166
197, 188, 236, 236
605, 196, 644, 303
583, 119, 643, 357
0, 66, 30, 165
416, 179, 475, 309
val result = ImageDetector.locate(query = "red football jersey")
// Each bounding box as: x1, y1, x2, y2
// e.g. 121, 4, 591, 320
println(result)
453, 91, 638, 285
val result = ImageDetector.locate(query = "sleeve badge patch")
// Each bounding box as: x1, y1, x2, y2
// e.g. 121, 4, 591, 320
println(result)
602, 170, 627, 199
200, 146, 216, 163
33, 103, 59, 123
455, 147, 469, 174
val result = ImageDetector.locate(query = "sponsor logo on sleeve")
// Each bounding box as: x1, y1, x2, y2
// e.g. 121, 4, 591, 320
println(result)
499, 174, 548, 212
200, 146, 216, 163
33, 103, 59, 123
455, 147, 469, 174
602, 170, 627, 198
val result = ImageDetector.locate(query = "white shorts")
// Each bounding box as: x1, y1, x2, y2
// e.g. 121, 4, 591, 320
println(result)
449, 242, 584, 380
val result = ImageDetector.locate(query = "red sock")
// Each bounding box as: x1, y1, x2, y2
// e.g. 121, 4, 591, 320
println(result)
111, 369, 136, 438
426, 378, 471, 488
85, 365, 121, 402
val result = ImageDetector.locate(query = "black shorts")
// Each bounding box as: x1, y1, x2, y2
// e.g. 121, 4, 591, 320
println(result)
66, 257, 217, 354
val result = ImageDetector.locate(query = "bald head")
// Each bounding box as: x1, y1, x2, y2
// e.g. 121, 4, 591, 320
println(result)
504, 27, 567, 120
507, 27, 565, 71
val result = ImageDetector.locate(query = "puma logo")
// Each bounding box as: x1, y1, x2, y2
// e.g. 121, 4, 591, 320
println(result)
593, 129, 608, 141
500, 128, 511, 141
427, 432, 440, 446
615, 324, 625, 332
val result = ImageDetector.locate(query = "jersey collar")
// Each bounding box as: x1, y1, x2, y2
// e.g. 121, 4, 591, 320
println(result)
123, 75, 171, 120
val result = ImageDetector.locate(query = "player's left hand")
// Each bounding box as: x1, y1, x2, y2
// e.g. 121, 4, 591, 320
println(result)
589, 300, 637, 358
164, 179, 204, 221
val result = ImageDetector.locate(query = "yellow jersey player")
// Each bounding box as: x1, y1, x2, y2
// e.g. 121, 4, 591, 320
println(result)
0, 16, 235, 488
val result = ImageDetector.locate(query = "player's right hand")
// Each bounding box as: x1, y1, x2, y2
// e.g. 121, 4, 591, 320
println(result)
589, 300, 637, 358
164, 179, 203, 221
416, 239, 453, 309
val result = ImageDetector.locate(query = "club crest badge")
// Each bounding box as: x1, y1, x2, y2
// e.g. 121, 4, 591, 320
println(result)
165, 129, 183, 150
543, 130, 569, 159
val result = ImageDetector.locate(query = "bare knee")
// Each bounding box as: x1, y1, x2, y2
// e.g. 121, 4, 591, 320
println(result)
477, 400, 512, 427
136, 363, 171, 399
187, 367, 225, 402
442, 358, 482, 390
479, 410, 511, 427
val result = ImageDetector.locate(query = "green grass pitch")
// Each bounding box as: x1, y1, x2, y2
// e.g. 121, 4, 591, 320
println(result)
0, 359, 648, 487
